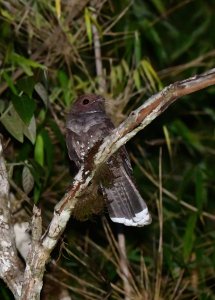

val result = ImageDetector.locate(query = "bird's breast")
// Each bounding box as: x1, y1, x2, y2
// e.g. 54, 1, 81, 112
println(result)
67, 112, 108, 134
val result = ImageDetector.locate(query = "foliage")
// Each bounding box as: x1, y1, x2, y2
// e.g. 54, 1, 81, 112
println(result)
0, 0, 215, 299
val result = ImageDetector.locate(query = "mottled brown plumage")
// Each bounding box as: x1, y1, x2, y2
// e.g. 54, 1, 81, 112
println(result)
66, 94, 151, 226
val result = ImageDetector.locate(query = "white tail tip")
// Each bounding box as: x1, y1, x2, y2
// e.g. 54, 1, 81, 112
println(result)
110, 208, 152, 227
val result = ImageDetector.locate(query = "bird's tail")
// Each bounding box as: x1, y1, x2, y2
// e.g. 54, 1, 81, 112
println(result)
102, 165, 152, 227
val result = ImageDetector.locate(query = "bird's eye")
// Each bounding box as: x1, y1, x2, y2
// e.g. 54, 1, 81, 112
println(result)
82, 98, 89, 105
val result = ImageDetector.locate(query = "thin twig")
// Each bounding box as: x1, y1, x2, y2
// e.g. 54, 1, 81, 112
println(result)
92, 10, 106, 93
103, 2, 132, 34
154, 148, 163, 300
117, 226, 132, 300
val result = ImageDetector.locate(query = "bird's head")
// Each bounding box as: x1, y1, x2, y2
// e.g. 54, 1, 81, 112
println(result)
70, 94, 105, 114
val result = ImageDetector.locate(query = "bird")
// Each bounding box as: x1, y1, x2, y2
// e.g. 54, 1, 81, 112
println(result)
66, 94, 151, 227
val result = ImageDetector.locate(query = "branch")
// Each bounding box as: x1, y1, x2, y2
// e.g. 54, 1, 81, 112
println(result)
0, 138, 24, 299
92, 9, 106, 93
117, 229, 132, 300
20, 68, 215, 299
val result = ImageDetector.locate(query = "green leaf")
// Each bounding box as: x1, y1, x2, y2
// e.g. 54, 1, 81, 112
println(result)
34, 82, 49, 107
140, 59, 161, 92
195, 166, 206, 212
121, 59, 129, 76
23, 115, 36, 144
17, 77, 35, 97
116, 65, 123, 82
2, 72, 18, 95
133, 69, 141, 90
34, 133, 44, 166
41, 129, 54, 175
84, 7, 92, 45
58, 70, 74, 106
10, 53, 46, 76
141, 60, 156, 92
0, 104, 24, 142
183, 214, 197, 262
141, 59, 162, 90
55, 0, 61, 19
22, 165, 34, 195
151, 0, 165, 14
37, 109, 47, 123
11, 94, 36, 125
1, 9, 14, 21
33, 185, 42, 204
134, 31, 141, 66
58, 70, 68, 88
163, 125, 172, 158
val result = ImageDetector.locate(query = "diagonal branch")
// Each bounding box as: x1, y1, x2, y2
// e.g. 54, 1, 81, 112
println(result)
20, 68, 215, 299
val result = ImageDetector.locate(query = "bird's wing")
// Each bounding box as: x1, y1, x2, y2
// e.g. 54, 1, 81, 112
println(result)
66, 129, 82, 168
119, 146, 133, 175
